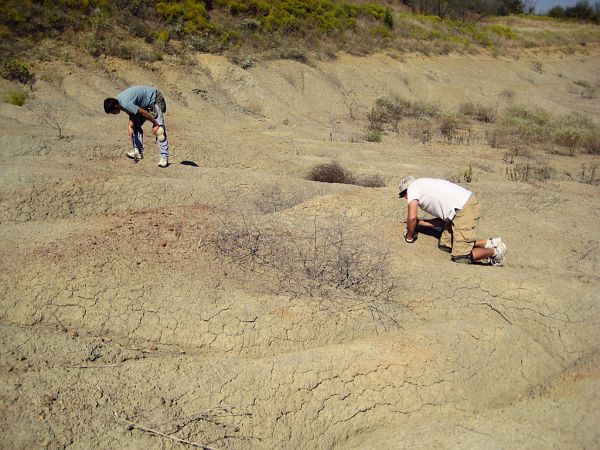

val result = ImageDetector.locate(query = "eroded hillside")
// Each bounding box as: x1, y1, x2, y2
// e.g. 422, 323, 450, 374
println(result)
0, 46, 599, 448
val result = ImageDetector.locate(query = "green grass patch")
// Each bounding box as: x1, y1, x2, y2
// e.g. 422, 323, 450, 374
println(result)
3, 89, 28, 106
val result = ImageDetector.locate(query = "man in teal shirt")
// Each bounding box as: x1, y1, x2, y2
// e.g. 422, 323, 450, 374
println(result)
104, 86, 170, 168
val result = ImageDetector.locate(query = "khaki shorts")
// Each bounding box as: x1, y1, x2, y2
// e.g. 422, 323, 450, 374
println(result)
439, 194, 481, 262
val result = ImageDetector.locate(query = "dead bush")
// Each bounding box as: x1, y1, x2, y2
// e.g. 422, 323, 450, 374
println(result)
357, 174, 386, 188
254, 185, 304, 214
27, 100, 68, 139
305, 161, 356, 185
206, 214, 396, 300
578, 163, 599, 185
305, 162, 385, 188
407, 120, 434, 144
439, 113, 460, 141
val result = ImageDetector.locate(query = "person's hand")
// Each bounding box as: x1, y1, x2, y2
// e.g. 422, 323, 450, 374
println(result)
152, 125, 160, 135
404, 229, 417, 243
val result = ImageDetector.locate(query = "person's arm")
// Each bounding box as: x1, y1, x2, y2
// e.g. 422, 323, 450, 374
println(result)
137, 107, 160, 133
405, 199, 419, 242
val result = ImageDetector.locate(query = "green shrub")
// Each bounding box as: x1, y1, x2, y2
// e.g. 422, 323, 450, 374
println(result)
3, 89, 27, 106
384, 8, 394, 30
156, 0, 212, 35
364, 130, 382, 142
1, 59, 35, 86
489, 105, 551, 147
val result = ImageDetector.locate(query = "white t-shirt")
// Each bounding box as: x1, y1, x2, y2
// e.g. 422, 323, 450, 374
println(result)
406, 178, 472, 221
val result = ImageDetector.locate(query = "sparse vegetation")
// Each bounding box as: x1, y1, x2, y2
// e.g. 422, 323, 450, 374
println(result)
451, 165, 474, 184
458, 101, 497, 123
207, 213, 395, 300
530, 60, 543, 74
506, 162, 556, 183
28, 100, 69, 139
254, 185, 304, 214
439, 113, 460, 141
577, 163, 599, 185
368, 94, 439, 132
488, 105, 600, 155
573, 79, 597, 99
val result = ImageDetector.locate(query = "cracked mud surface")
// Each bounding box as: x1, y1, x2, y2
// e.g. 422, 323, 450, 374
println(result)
1, 49, 599, 449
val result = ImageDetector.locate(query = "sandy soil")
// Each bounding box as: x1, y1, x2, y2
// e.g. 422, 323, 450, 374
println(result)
0, 46, 599, 449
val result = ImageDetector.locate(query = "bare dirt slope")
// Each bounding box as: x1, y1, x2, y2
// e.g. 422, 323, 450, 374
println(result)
1, 46, 599, 449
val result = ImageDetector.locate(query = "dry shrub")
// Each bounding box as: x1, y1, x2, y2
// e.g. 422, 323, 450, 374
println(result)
506, 162, 556, 183
368, 94, 439, 132
439, 113, 460, 141
490, 106, 600, 154
486, 105, 547, 148
578, 163, 599, 185
583, 130, 600, 154
254, 185, 304, 214
27, 99, 68, 139
206, 214, 396, 300
305, 161, 356, 185
305, 161, 385, 188
451, 165, 474, 184
357, 174, 386, 188
458, 101, 497, 123
407, 120, 434, 144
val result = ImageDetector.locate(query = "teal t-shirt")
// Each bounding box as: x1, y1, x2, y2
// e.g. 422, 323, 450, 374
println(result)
116, 86, 157, 116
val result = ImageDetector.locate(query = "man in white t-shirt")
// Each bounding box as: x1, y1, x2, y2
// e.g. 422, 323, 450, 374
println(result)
398, 177, 508, 266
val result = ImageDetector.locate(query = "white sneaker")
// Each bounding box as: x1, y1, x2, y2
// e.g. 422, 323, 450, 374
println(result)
488, 237, 503, 248
491, 241, 508, 267
158, 157, 168, 168
126, 148, 143, 160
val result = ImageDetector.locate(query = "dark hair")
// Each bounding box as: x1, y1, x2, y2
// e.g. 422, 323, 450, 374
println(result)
104, 98, 119, 114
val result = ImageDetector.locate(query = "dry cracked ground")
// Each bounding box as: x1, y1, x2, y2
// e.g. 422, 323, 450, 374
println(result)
1, 45, 599, 449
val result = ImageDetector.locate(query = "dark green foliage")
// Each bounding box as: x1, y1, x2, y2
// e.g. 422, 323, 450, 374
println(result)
1, 59, 35, 86
547, 0, 599, 22
405, 0, 524, 20
384, 8, 394, 30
